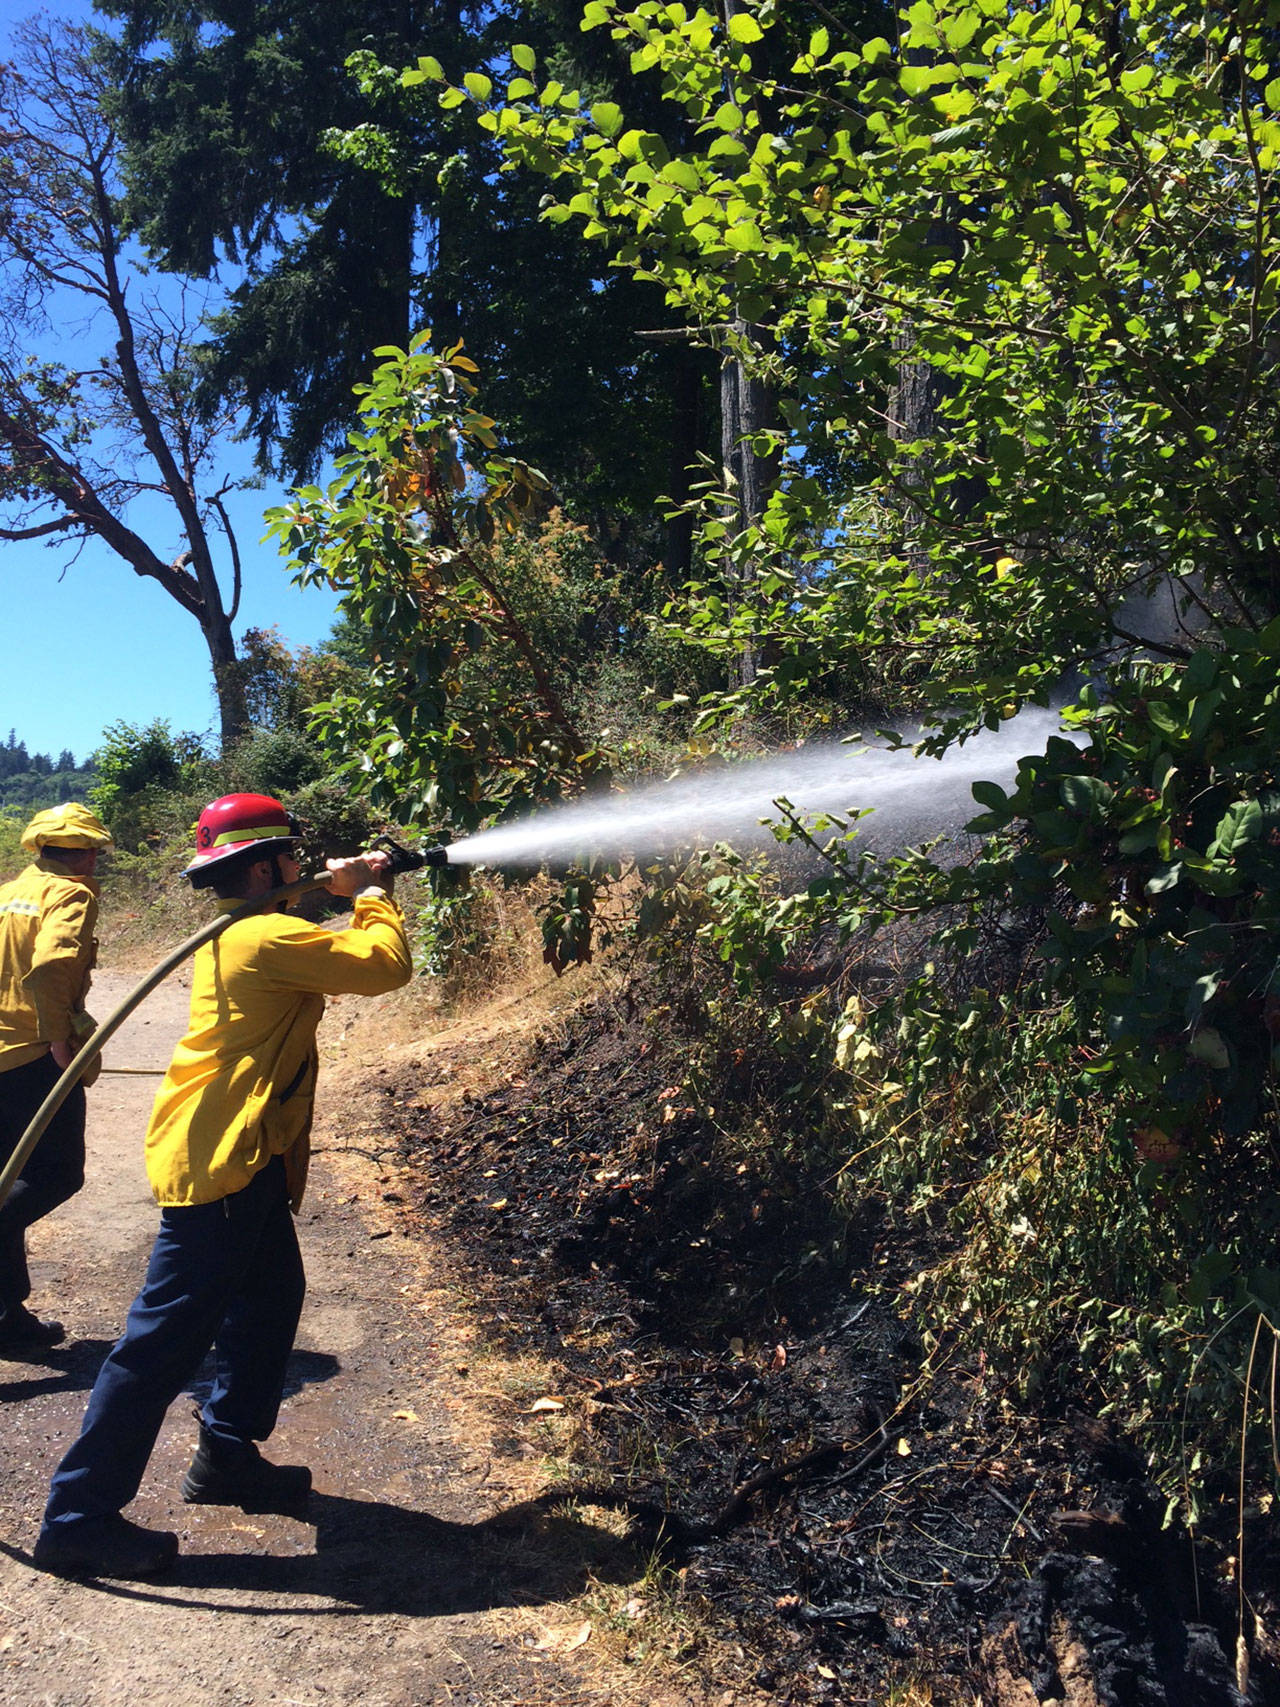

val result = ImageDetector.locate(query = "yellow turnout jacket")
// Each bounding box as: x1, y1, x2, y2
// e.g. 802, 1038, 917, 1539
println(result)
145, 891, 411, 1209
0, 856, 100, 1074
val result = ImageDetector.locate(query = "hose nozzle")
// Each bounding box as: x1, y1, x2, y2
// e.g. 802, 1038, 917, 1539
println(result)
369, 834, 451, 872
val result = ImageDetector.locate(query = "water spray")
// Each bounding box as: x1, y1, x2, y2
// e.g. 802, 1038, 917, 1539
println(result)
434, 705, 1074, 871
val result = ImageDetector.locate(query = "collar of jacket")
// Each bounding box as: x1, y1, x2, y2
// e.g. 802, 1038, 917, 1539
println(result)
214, 895, 295, 917
34, 855, 100, 896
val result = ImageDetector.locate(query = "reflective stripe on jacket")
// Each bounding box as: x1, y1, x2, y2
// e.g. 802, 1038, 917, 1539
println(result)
144, 891, 412, 1208
0, 858, 100, 1074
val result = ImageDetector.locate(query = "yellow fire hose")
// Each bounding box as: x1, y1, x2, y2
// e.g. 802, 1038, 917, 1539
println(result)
0, 874, 328, 1210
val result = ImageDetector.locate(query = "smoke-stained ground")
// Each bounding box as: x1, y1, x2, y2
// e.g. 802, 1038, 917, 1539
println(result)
367, 981, 1280, 1706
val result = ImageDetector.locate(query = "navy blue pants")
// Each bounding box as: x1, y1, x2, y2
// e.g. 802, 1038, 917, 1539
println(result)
0, 1053, 86, 1316
41, 1154, 305, 1531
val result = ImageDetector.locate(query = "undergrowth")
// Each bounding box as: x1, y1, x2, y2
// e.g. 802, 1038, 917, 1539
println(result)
638, 842, 1280, 1526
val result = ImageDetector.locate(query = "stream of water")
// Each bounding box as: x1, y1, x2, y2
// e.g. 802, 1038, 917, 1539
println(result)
441, 706, 1076, 868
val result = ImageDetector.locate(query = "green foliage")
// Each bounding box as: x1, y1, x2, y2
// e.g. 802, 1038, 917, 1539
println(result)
230, 626, 359, 733
266, 337, 604, 837
286, 777, 376, 860
0, 767, 100, 815
224, 727, 326, 798
854, 985, 1280, 1516
90, 719, 211, 851
411, 882, 485, 980
478, 0, 1280, 726
948, 632, 1280, 1148
0, 811, 27, 881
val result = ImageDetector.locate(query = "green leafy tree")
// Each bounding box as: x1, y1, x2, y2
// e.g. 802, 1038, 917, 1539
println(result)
445, 0, 1280, 1111
231, 625, 358, 732
446, 0, 1280, 718
266, 337, 599, 831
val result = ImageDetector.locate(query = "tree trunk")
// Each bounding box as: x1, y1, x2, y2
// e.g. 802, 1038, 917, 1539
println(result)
720, 319, 778, 687
203, 610, 250, 751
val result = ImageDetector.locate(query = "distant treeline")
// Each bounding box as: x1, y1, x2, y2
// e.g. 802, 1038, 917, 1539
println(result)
0, 730, 98, 812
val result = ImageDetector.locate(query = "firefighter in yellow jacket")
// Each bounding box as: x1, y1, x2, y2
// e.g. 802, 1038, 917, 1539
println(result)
0, 803, 112, 1352
35, 793, 412, 1581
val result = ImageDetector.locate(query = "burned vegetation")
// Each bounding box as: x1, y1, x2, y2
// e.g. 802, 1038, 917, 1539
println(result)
353, 974, 1280, 1707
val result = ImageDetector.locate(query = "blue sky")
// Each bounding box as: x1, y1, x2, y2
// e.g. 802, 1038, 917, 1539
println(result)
1, 0, 344, 764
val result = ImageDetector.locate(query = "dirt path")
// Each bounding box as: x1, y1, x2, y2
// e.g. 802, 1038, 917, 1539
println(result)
0, 970, 665, 1707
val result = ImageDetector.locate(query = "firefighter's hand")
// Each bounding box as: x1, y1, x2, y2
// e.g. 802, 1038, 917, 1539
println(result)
323, 850, 394, 897
50, 1039, 76, 1071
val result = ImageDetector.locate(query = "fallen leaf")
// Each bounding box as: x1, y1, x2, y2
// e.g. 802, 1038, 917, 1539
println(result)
817, 1666, 837, 1680
526, 1396, 566, 1414
488, 1198, 509, 1211
392, 1409, 420, 1422
770, 1343, 787, 1371
564, 1621, 592, 1652
896, 1437, 912, 1456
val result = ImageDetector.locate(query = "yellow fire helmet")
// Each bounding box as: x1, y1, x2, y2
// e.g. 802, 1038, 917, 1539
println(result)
21, 802, 114, 855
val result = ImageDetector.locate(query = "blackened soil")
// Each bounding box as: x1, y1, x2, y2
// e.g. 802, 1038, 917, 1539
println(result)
367, 985, 1280, 1705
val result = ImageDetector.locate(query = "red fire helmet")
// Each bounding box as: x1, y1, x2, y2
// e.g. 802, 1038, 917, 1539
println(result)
184, 793, 302, 882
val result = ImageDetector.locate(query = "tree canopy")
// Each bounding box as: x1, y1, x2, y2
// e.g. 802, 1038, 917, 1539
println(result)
93, 0, 721, 565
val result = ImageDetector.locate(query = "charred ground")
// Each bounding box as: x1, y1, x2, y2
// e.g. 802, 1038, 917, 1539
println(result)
350, 976, 1280, 1706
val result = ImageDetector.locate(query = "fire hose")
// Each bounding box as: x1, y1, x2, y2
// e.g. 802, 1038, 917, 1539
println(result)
0, 839, 448, 1211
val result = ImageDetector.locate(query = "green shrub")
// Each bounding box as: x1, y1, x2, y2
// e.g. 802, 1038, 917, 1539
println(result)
224, 726, 326, 797
90, 720, 211, 852
0, 811, 26, 881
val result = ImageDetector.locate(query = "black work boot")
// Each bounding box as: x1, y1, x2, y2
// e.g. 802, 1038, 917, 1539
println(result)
33, 1515, 179, 1580
0, 1305, 65, 1352
181, 1427, 311, 1514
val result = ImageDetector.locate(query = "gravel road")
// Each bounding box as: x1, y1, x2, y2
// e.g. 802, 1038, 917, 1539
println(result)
0, 968, 659, 1707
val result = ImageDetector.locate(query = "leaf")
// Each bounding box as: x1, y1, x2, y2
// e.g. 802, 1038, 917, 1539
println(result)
526, 1396, 567, 1413
463, 71, 493, 101
971, 779, 1009, 810
392, 1408, 420, 1422
511, 42, 537, 72
1211, 799, 1262, 859
728, 12, 764, 42
1060, 774, 1112, 815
